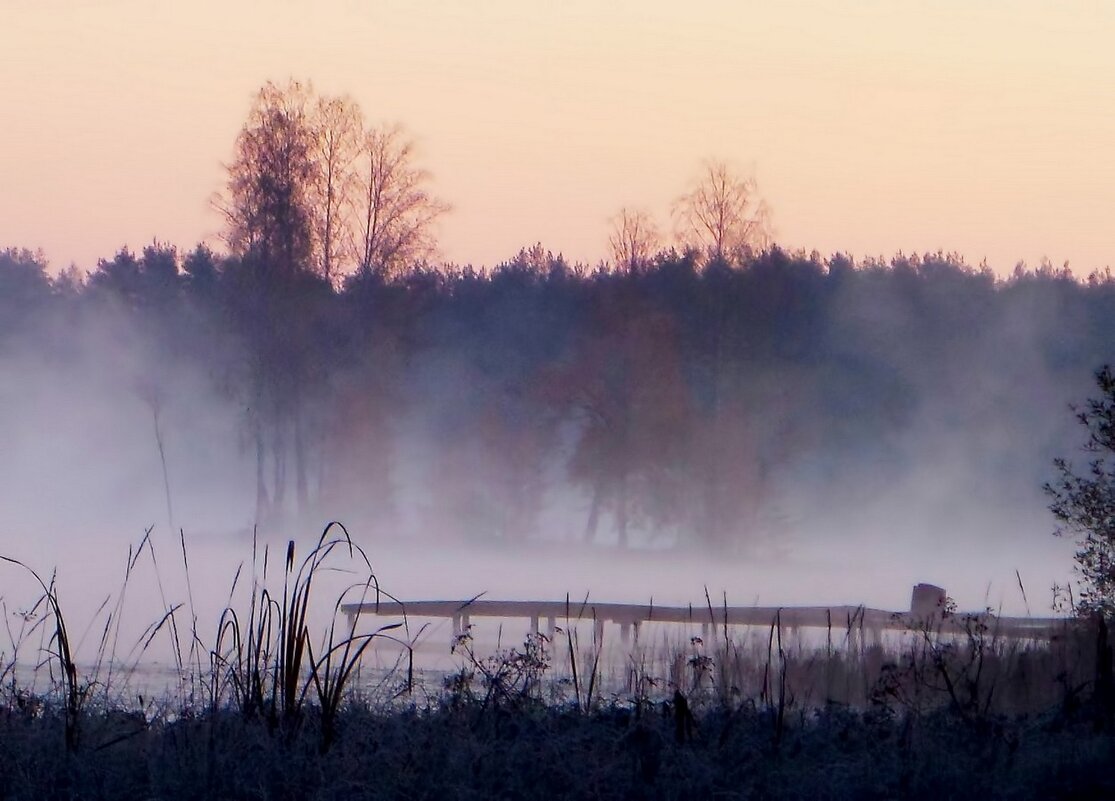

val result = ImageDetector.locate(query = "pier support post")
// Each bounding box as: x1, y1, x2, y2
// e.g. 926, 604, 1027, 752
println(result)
594, 618, 605, 644
530, 614, 539, 636
546, 616, 556, 639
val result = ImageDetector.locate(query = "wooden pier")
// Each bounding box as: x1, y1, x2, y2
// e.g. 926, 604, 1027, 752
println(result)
342, 583, 1076, 647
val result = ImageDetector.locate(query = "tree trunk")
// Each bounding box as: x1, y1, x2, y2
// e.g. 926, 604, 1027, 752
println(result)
617, 471, 629, 549
294, 406, 309, 518
584, 483, 602, 544
1095, 613, 1114, 730
255, 427, 270, 526
272, 423, 286, 516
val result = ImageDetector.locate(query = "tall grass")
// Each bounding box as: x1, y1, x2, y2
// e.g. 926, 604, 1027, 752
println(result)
208, 521, 411, 749
2, 521, 415, 754
1, 556, 82, 750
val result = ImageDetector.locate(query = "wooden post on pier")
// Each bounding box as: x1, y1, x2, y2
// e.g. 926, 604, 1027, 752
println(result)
910, 583, 947, 626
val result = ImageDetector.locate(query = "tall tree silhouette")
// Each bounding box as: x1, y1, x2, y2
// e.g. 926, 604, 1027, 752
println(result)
608, 208, 660, 273
673, 160, 771, 264
548, 277, 690, 548
311, 94, 363, 282
355, 124, 449, 277
219, 80, 318, 278
0, 248, 51, 342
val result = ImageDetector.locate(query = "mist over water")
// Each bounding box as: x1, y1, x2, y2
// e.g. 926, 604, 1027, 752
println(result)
1, 248, 1104, 672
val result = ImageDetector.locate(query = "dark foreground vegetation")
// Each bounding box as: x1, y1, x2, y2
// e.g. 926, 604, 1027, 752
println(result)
2, 696, 1114, 800
2, 525, 1114, 800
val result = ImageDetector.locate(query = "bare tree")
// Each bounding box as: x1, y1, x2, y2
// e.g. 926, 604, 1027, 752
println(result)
673, 160, 772, 263
608, 208, 660, 273
218, 80, 318, 277
355, 124, 449, 277
311, 94, 363, 282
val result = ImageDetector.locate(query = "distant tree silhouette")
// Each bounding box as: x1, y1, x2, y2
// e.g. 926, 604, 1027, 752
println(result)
219, 80, 318, 278
355, 123, 449, 277
673, 160, 771, 264
10, 223, 1115, 554
311, 93, 363, 282
0, 248, 52, 341
608, 208, 660, 273
219, 81, 449, 284
90, 247, 143, 303
182, 243, 219, 298
218, 254, 336, 525
547, 276, 690, 547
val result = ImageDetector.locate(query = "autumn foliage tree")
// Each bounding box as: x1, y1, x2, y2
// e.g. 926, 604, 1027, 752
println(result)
548, 278, 691, 548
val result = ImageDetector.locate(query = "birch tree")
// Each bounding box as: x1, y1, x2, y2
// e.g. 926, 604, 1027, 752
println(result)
355, 124, 449, 277
673, 160, 772, 264
608, 208, 660, 273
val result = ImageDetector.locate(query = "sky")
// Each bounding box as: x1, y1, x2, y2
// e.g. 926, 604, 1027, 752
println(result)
3, 0, 1115, 275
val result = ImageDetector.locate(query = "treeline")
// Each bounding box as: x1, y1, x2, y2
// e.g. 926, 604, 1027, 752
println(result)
2, 243, 1113, 551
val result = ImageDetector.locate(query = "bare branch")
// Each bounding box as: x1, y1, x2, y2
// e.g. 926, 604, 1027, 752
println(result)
672, 160, 773, 264
354, 124, 450, 278
607, 208, 660, 273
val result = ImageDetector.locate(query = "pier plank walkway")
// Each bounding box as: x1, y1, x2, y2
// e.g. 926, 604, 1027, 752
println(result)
342, 583, 1074, 646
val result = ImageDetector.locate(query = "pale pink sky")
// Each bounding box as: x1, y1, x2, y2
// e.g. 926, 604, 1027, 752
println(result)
3, 0, 1114, 275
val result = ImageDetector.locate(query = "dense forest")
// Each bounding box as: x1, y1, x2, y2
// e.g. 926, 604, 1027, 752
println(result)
2, 80, 1112, 555
2, 242, 1113, 553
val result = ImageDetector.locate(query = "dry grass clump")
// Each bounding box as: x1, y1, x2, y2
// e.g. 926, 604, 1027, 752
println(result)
209, 521, 410, 750
1, 521, 412, 755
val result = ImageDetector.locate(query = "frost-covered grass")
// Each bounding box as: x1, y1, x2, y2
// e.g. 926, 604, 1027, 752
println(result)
0, 694, 1113, 800
1, 527, 1112, 799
